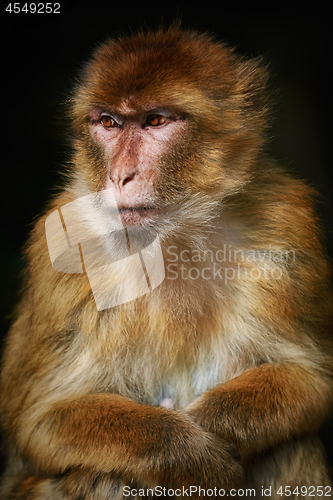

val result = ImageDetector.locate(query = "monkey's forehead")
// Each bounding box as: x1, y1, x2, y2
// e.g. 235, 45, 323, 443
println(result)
79, 27, 236, 103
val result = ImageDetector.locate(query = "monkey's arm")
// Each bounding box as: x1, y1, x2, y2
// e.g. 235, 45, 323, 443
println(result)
9, 393, 242, 490
185, 362, 333, 458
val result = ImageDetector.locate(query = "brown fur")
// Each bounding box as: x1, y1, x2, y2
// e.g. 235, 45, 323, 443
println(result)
1, 25, 332, 499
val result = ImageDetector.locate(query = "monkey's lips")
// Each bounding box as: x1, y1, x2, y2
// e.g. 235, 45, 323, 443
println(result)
117, 206, 156, 225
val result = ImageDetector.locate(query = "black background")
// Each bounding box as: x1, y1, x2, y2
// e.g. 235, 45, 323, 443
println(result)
1, 1, 333, 473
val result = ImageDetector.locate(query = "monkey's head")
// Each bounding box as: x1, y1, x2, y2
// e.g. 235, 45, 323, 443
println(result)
70, 25, 269, 232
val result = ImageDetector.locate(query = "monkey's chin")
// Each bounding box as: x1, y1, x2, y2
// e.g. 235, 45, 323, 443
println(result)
118, 207, 155, 226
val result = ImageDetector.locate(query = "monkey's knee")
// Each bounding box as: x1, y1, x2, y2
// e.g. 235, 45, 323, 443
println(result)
1, 475, 65, 500
244, 436, 331, 499
1, 471, 125, 500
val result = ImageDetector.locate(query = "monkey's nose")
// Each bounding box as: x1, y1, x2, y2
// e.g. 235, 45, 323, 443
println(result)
110, 168, 136, 190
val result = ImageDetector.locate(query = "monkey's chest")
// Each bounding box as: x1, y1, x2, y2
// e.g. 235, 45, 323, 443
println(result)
146, 363, 224, 409
103, 299, 231, 409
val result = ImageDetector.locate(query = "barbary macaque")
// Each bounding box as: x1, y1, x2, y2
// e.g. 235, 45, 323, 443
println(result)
1, 25, 332, 500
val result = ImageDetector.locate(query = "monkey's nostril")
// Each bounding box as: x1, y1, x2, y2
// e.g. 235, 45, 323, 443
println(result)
122, 173, 135, 187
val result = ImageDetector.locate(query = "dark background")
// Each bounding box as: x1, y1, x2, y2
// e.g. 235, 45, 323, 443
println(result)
1, 2, 333, 472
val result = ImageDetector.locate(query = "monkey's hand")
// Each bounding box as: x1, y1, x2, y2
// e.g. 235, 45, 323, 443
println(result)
19, 394, 243, 497
142, 414, 243, 498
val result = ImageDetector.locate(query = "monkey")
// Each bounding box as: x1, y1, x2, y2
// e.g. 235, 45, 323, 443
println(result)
0, 24, 332, 500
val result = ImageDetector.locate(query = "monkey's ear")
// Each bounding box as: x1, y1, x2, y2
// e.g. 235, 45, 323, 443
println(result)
234, 57, 271, 121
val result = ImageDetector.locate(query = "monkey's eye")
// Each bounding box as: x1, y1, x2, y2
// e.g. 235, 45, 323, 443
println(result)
101, 115, 117, 128
146, 114, 167, 127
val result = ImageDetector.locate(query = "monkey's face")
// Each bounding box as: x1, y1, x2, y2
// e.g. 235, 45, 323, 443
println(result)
87, 103, 189, 226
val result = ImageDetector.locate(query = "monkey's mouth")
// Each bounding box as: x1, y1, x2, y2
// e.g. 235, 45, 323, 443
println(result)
117, 206, 156, 225
118, 206, 155, 212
